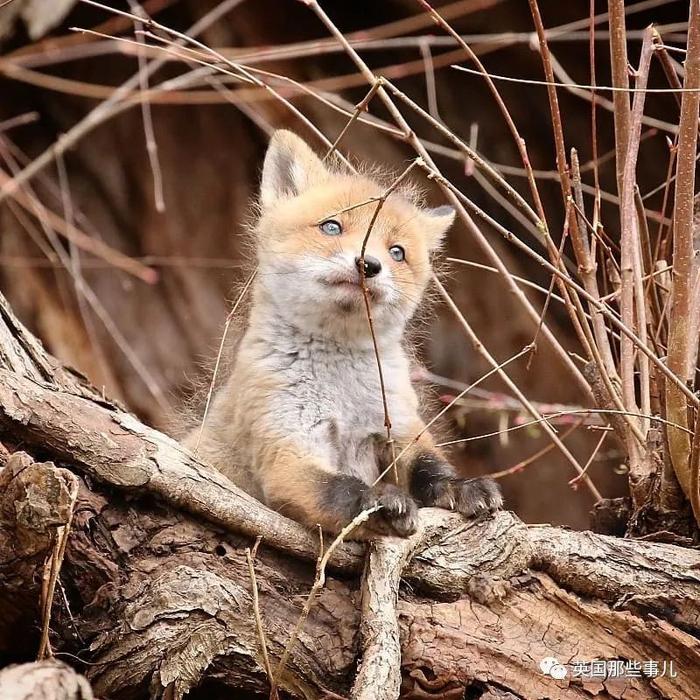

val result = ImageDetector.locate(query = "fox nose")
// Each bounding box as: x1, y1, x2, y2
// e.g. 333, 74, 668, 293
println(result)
355, 255, 382, 279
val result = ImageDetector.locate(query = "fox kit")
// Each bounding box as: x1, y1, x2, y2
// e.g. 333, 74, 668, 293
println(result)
186, 130, 501, 537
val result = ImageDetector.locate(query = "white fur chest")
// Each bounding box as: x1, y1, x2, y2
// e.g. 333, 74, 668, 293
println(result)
247, 325, 417, 483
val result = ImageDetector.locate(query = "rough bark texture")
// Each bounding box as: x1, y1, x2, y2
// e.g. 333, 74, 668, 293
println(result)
1, 290, 700, 699
0, 451, 78, 648
2, 453, 699, 699
351, 538, 416, 700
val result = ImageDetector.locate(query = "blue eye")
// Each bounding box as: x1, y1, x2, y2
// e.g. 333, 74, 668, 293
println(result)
319, 219, 342, 236
389, 245, 406, 262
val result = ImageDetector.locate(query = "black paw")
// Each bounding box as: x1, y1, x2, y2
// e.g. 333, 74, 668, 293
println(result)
421, 475, 502, 517
407, 450, 503, 525
453, 477, 503, 517
361, 485, 419, 537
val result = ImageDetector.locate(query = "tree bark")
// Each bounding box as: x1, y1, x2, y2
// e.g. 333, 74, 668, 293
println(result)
0, 292, 699, 699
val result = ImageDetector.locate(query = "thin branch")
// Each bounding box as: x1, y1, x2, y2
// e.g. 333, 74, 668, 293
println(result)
379, 83, 592, 396
432, 276, 601, 499
570, 149, 618, 379
490, 422, 584, 480
451, 64, 700, 93
666, 0, 700, 518
324, 78, 383, 161
437, 409, 693, 449
245, 539, 277, 700
617, 28, 655, 486
0, 0, 248, 203
0, 142, 171, 413
420, 161, 699, 410
129, 0, 166, 213
270, 505, 382, 696
0, 167, 156, 283
607, 0, 632, 192
569, 430, 608, 487
372, 345, 535, 487
414, 0, 547, 224
355, 161, 421, 482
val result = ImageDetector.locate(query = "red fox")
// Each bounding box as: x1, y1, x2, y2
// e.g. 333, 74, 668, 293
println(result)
186, 130, 501, 537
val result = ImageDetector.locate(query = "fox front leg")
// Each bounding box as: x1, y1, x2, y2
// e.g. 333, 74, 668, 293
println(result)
259, 448, 419, 538
394, 427, 503, 517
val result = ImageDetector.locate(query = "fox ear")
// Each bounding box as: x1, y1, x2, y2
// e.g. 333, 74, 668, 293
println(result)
422, 205, 455, 250
260, 130, 327, 208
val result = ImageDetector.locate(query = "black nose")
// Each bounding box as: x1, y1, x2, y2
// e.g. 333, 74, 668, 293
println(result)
355, 255, 382, 278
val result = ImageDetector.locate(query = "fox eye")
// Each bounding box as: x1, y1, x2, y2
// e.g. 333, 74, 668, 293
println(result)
319, 219, 342, 236
389, 245, 406, 262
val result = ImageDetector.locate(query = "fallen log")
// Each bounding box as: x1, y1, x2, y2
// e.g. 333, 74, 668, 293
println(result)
0, 291, 699, 699
1, 451, 698, 698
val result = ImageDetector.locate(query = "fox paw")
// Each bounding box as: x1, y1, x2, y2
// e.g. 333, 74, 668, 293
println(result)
429, 476, 502, 517
453, 477, 503, 517
361, 485, 419, 537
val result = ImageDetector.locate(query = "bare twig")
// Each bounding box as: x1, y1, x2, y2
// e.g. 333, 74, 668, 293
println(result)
324, 78, 383, 161
419, 38, 441, 121
437, 409, 692, 449
588, 0, 602, 231
382, 82, 543, 235
415, 0, 547, 223
570, 150, 623, 436
421, 162, 699, 410
490, 422, 584, 480
607, 0, 632, 192
0, 168, 156, 283
271, 505, 382, 696
528, 0, 611, 377
372, 345, 534, 487
38, 477, 79, 660
0, 0, 248, 203
617, 28, 654, 482
128, 0, 166, 213
76, 1, 355, 171
432, 276, 601, 499
569, 430, 608, 487
245, 538, 277, 700
0, 142, 171, 413
544, 52, 678, 135
355, 161, 421, 483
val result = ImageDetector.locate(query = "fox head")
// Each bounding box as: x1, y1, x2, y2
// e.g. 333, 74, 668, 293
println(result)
252, 130, 455, 343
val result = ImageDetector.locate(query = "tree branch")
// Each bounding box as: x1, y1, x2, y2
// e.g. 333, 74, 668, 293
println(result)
1, 296, 699, 698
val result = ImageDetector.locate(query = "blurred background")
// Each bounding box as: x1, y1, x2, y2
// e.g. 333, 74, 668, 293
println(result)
0, 0, 689, 527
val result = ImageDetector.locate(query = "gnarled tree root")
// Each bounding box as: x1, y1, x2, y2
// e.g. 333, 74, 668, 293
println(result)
1, 292, 700, 699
